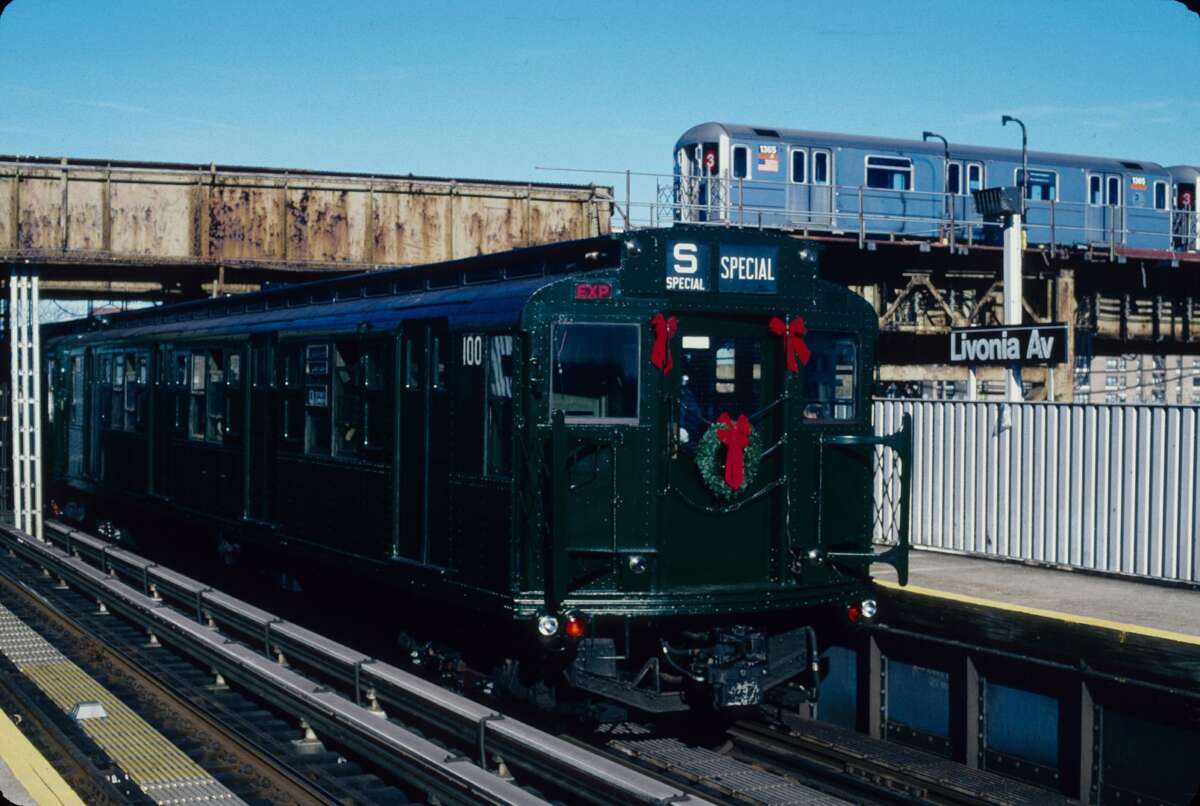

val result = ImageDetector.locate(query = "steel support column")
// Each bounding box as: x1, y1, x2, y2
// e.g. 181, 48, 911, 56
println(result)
8, 267, 41, 540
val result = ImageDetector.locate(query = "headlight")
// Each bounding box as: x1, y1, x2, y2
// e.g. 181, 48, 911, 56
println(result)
861, 599, 878, 619
536, 615, 559, 637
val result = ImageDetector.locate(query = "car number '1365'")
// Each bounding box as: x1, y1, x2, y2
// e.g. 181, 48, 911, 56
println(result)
462, 335, 483, 366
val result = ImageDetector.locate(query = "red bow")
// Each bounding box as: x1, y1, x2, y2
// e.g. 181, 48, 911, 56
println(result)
650, 314, 677, 374
716, 413, 752, 490
769, 316, 811, 373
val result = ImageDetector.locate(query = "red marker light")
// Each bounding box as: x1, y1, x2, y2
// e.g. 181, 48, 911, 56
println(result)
564, 614, 586, 639
846, 603, 862, 623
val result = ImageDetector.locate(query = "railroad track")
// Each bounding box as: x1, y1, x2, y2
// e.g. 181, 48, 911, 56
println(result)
0, 520, 711, 805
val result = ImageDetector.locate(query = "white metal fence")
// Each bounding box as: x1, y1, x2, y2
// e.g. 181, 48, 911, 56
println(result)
873, 399, 1200, 584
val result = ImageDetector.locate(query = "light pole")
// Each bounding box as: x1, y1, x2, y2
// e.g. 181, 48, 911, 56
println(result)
1001, 115, 1027, 215
1000, 116, 1027, 402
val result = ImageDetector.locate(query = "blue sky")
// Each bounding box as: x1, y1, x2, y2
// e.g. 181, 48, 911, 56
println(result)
1, 0, 1196, 198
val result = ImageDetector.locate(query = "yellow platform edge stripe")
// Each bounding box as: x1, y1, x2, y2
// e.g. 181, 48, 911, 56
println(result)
0, 709, 86, 806
874, 579, 1200, 647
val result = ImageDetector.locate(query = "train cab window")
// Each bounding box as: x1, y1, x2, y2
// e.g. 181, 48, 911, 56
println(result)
866, 156, 912, 191
678, 334, 763, 454
946, 163, 962, 196
732, 146, 749, 179
486, 335, 514, 476
1154, 181, 1168, 211
551, 323, 639, 423
790, 148, 807, 184
812, 150, 831, 185
1107, 176, 1121, 207
1017, 169, 1058, 201
802, 333, 857, 422
966, 162, 983, 193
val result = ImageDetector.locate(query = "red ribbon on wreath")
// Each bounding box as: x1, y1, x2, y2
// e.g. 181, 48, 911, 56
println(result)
650, 313, 678, 374
768, 315, 811, 373
716, 413, 752, 490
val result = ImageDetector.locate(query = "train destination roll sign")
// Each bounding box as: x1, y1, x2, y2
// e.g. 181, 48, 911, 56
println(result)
948, 324, 1068, 366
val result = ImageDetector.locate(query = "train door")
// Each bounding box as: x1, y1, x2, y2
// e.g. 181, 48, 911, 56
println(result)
1087, 173, 1123, 244
786, 147, 810, 226
1175, 183, 1196, 250
809, 149, 833, 228
397, 320, 448, 564
660, 318, 782, 587
245, 337, 274, 522
547, 321, 651, 597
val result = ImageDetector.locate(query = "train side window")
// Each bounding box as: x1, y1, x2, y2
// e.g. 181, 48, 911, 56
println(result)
1017, 169, 1057, 201
1089, 175, 1103, 205
361, 342, 391, 455
732, 146, 749, 179
332, 341, 363, 459
404, 338, 421, 390
1154, 181, 1168, 211
135, 353, 149, 432
70, 355, 84, 425
121, 354, 137, 432
279, 345, 303, 446
801, 333, 857, 423
305, 344, 331, 456
946, 162, 962, 196
205, 351, 225, 443
189, 353, 206, 440
1107, 175, 1121, 207
111, 354, 125, 429
812, 150, 831, 185
966, 162, 983, 193
486, 335, 514, 476
790, 148, 807, 184
866, 156, 912, 191
224, 351, 242, 441
551, 323, 639, 423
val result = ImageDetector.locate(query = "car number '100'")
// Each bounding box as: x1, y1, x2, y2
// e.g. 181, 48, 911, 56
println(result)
462, 335, 484, 366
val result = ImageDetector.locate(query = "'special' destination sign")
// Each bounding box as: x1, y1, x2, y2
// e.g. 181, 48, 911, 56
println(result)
948, 324, 1068, 366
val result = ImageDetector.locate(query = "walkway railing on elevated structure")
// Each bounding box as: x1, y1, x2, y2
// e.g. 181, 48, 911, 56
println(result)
873, 398, 1200, 585
541, 166, 1200, 258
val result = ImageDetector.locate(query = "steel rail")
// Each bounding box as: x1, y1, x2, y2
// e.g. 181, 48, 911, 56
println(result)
6, 522, 712, 806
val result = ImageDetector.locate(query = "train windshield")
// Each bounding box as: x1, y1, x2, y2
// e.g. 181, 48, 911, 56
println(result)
551, 323, 640, 423
677, 330, 764, 455
802, 333, 857, 422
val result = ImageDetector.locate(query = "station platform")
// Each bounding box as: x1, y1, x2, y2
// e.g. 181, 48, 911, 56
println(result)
0, 707, 85, 806
872, 548, 1200, 691
874, 548, 1200, 641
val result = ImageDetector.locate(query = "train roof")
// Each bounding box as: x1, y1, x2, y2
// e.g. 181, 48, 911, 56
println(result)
677, 122, 1170, 175
45, 234, 622, 346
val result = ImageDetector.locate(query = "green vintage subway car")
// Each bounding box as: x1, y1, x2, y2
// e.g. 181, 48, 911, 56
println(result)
44, 226, 910, 712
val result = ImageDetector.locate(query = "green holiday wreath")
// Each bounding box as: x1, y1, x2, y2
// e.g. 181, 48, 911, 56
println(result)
694, 418, 764, 501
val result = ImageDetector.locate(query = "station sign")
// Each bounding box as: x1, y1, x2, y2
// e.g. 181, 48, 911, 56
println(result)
665, 241, 778, 294
948, 323, 1067, 366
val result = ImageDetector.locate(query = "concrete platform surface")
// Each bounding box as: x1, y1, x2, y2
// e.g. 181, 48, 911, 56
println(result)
874, 548, 1200, 640
0, 708, 85, 806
